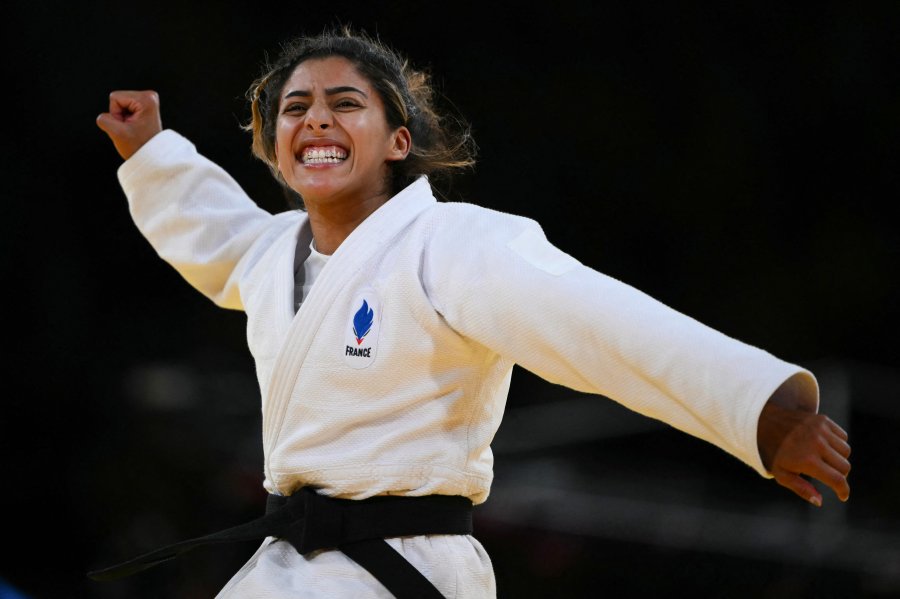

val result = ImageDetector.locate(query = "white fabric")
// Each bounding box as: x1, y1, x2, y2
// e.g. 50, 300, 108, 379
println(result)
118, 130, 818, 597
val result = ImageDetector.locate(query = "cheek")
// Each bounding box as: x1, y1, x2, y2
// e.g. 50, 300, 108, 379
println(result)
274, 122, 289, 150
274, 123, 294, 166
349, 123, 393, 163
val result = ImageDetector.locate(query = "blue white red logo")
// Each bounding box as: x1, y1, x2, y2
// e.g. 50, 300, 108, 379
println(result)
343, 290, 381, 369
352, 300, 374, 345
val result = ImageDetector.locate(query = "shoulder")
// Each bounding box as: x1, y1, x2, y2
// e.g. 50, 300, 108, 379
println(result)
418, 199, 582, 284
424, 201, 542, 242
240, 209, 306, 271
417, 201, 551, 283
256, 209, 306, 247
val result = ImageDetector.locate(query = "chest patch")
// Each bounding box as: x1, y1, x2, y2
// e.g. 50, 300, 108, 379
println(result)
343, 289, 381, 369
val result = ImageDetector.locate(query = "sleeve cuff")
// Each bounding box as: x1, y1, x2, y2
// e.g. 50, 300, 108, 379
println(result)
117, 129, 193, 189
748, 367, 819, 478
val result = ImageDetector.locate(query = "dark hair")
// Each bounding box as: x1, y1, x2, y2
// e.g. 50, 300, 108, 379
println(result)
245, 29, 475, 201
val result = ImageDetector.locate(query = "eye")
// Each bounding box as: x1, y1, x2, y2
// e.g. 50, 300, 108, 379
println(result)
335, 98, 362, 110
282, 103, 307, 115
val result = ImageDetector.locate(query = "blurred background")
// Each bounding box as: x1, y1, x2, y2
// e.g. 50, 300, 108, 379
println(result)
2, 2, 898, 597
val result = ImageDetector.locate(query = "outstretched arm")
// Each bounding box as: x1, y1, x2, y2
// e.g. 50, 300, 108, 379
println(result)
424, 209, 853, 496
96, 90, 163, 160
758, 375, 851, 506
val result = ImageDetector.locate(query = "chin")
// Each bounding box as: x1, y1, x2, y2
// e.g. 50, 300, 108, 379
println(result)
289, 170, 344, 197
293, 182, 348, 205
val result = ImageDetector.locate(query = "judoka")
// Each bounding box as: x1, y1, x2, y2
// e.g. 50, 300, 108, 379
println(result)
95, 30, 851, 598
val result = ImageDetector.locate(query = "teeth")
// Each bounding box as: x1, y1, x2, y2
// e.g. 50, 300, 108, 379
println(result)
301, 145, 348, 164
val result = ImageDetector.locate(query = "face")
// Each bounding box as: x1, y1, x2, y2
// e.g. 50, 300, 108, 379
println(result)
274, 56, 411, 209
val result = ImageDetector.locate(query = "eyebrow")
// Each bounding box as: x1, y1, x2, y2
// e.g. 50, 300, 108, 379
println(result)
283, 86, 369, 100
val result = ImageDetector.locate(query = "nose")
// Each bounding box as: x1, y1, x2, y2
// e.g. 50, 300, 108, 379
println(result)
306, 102, 332, 130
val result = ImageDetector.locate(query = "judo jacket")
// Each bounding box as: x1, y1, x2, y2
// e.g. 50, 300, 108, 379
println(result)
119, 130, 818, 506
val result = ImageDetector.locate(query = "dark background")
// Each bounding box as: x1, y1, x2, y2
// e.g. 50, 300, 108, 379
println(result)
2, 2, 898, 598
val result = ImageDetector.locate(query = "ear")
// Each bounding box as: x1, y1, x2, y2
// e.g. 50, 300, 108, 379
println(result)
386, 126, 412, 162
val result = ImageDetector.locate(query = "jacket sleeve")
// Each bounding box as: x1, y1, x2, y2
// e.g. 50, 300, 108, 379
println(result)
117, 130, 277, 310
422, 204, 818, 477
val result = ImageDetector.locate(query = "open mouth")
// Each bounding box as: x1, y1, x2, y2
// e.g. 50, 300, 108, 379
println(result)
300, 145, 348, 165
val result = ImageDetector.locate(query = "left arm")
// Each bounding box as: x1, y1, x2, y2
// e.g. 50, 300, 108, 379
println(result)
424, 206, 850, 502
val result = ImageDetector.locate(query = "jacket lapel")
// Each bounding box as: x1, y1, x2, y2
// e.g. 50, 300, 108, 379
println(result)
262, 178, 437, 486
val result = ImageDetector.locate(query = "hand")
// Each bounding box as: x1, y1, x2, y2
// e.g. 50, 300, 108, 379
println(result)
96, 90, 163, 160
757, 398, 851, 507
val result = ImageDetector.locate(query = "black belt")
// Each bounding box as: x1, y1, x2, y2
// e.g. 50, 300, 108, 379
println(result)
88, 487, 474, 598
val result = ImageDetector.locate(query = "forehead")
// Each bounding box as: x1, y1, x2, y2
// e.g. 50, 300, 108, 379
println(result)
282, 56, 373, 96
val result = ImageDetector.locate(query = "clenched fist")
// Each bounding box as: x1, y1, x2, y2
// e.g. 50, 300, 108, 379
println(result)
96, 90, 163, 160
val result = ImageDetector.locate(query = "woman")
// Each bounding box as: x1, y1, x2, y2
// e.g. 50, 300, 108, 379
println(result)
96, 30, 850, 598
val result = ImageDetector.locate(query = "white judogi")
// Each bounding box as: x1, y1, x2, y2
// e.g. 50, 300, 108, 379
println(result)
118, 130, 818, 597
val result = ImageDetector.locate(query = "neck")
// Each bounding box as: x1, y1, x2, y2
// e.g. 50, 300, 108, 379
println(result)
304, 190, 391, 255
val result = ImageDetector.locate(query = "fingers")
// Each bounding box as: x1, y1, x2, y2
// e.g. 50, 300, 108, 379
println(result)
828, 434, 851, 459
828, 419, 849, 442
773, 454, 850, 507
812, 458, 851, 502
107, 90, 159, 122
776, 444, 850, 505
822, 445, 851, 478
821, 420, 852, 501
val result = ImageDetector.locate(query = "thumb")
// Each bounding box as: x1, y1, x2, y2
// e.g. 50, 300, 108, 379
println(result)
96, 112, 123, 137
773, 469, 823, 507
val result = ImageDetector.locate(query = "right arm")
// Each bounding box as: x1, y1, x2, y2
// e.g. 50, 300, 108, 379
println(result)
97, 91, 276, 310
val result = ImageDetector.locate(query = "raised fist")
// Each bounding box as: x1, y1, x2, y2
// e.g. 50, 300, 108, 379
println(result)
96, 90, 163, 160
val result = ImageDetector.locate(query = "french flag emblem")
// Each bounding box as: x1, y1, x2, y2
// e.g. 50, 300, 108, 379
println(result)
344, 290, 380, 369
352, 300, 374, 345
